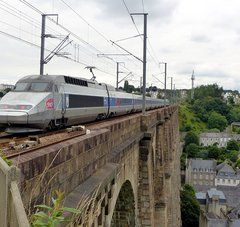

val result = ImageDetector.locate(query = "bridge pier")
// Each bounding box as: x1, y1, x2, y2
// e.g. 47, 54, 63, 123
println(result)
137, 132, 155, 226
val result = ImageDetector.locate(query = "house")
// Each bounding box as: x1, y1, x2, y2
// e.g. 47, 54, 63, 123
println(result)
185, 159, 216, 187
215, 163, 240, 187
199, 133, 240, 147
197, 188, 240, 227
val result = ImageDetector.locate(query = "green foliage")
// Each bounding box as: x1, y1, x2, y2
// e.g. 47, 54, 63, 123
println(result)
228, 96, 235, 105
184, 131, 199, 146
228, 150, 239, 163
0, 150, 12, 166
123, 80, 136, 93
229, 106, 240, 123
205, 128, 220, 133
194, 84, 223, 100
207, 112, 228, 131
207, 145, 222, 159
185, 143, 200, 158
192, 97, 229, 122
31, 190, 80, 227
227, 140, 239, 151
179, 103, 206, 133
180, 153, 187, 170
181, 184, 200, 227
235, 159, 240, 168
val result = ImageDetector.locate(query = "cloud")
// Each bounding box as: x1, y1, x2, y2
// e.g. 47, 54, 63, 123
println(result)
196, 71, 228, 78
191, 35, 210, 43
84, 0, 178, 24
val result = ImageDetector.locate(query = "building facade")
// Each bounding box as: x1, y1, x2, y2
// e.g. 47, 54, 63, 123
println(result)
200, 133, 240, 147
186, 159, 216, 187
215, 163, 240, 187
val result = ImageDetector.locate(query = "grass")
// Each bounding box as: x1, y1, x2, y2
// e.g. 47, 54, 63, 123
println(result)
179, 103, 207, 134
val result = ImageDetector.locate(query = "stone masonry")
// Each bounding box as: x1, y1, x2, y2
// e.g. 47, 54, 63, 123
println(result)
11, 105, 181, 226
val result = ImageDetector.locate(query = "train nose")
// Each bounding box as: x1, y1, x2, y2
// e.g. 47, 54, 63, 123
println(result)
0, 111, 28, 125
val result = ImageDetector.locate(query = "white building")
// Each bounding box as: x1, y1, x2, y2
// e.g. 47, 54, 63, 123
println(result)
200, 133, 240, 147
215, 163, 240, 187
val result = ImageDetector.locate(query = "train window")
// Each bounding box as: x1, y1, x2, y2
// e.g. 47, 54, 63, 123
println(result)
15, 83, 28, 91
30, 82, 49, 92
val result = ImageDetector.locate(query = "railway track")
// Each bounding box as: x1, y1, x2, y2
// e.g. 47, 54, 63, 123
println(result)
0, 109, 158, 159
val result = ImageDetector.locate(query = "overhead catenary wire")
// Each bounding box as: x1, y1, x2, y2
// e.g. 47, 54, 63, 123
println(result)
14, 0, 120, 70
0, 29, 116, 77
1, 0, 142, 82
57, 0, 141, 76
121, 0, 159, 67
0, 0, 61, 36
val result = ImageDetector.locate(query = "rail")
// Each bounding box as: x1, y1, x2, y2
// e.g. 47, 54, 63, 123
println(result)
0, 157, 29, 227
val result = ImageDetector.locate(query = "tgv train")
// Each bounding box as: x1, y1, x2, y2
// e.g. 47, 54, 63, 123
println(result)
0, 75, 166, 132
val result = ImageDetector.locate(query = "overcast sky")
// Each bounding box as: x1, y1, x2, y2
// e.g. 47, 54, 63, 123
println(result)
1, 0, 240, 90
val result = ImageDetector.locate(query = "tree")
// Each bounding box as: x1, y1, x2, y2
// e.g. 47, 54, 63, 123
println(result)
227, 150, 239, 163
235, 159, 240, 168
185, 143, 199, 158
123, 80, 129, 92
181, 153, 187, 170
207, 112, 228, 131
227, 140, 239, 151
194, 84, 223, 100
184, 131, 199, 146
228, 107, 240, 123
228, 96, 235, 105
181, 184, 200, 227
207, 145, 221, 159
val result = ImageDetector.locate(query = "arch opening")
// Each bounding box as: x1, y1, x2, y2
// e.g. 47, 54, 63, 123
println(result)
111, 180, 135, 226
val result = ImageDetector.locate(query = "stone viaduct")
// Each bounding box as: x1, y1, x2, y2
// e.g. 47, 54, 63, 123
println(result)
5, 105, 181, 226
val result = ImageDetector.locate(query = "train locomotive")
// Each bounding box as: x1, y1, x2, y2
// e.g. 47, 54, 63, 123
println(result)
0, 75, 166, 133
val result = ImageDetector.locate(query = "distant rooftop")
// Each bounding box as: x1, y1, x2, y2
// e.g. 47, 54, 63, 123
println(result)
188, 158, 216, 171
196, 191, 206, 200
207, 188, 226, 200
200, 133, 240, 140
217, 163, 235, 174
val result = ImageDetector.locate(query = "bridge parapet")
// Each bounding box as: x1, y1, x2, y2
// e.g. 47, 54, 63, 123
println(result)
0, 157, 29, 227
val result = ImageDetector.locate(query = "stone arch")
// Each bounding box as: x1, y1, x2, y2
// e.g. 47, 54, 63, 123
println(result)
110, 180, 135, 226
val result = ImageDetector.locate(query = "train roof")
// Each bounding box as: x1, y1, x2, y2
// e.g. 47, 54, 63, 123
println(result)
17, 75, 116, 91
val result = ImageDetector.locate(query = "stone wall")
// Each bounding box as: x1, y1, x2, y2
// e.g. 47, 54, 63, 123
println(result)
12, 105, 181, 226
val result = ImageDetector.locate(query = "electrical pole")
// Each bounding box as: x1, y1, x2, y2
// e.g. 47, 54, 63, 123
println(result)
173, 84, 176, 103
40, 14, 46, 75
116, 62, 119, 89
170, 77, 173, 103
191, 70, 195, 99
116, 62, 124, 89
140, 76, 143, 93
39, 14, 59, 76
142, 13, 148, 114
164, 63, 167, 107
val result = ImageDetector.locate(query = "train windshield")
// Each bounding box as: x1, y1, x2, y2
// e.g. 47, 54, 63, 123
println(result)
15, 83, 28, 91
30, 82, 49, 92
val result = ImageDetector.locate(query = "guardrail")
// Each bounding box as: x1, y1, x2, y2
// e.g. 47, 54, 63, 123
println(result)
0, 157, 29, 227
